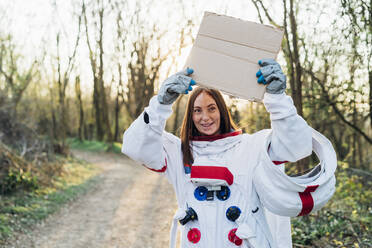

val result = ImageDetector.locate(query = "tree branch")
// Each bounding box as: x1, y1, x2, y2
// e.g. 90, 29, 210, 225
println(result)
304, 69, 372, 144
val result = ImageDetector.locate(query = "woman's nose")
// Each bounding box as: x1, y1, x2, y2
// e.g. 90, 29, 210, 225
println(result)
201, 112, 210, 121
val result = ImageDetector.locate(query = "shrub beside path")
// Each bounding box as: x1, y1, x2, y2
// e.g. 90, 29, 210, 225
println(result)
7, 150, 178, 248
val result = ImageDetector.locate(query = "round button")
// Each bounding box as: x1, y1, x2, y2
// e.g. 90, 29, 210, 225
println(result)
187, 228, 201, 243
226, 206, 241, 222
216, 186, 230, 201
228, 228, 242, 246
194, 186, 208, 201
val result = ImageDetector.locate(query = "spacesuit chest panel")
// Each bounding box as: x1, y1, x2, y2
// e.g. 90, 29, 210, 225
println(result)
188, 134, 252, 186
178, 135, 264, 247
190, 155, 233, 187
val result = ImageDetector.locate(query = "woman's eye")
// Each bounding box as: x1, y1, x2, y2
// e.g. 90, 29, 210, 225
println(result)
194, 109, 201, 113
209, 107, 216, 112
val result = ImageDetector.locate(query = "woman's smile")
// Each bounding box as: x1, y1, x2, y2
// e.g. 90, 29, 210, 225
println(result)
192, 92, 221, 136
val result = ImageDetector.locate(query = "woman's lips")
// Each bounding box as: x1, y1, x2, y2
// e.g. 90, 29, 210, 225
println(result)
201, 123, 213, 128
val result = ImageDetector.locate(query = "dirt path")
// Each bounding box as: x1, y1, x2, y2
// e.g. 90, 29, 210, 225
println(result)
8, 150, 179, 248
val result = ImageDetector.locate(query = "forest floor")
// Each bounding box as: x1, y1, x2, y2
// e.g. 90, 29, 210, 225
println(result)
5, 150, 178, 248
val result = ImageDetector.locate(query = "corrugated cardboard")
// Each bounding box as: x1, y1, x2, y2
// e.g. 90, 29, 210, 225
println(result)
184, 12, 284, 101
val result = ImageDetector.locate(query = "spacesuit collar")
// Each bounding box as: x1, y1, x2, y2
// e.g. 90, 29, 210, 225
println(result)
191, 130, 242, 142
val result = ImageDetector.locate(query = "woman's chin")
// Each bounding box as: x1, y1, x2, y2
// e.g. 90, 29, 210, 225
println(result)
200, 128, 219, 136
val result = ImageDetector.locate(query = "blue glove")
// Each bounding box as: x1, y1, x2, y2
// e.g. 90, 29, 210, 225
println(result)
256, 59, 286, 94
157, 68, 196, 105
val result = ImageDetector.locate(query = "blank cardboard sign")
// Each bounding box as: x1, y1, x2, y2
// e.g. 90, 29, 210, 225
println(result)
184, 12, 284, 101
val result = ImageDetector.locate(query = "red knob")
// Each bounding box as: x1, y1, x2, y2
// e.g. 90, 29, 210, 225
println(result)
187, 228, 201, 244
228, 228, 243, 246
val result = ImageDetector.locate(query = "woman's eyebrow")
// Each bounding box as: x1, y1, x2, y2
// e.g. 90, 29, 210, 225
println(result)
194, 103, 216, 108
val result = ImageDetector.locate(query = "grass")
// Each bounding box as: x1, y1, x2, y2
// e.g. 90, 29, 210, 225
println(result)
68, 138, 122, 154
0, 156, 101, 245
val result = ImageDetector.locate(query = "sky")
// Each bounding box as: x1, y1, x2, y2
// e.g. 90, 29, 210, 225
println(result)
0, 0, 268, 98
1, 0, 261, 61
2, 0, 363, 104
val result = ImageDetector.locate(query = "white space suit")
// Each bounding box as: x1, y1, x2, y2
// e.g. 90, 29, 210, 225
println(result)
122, 92, 337, 248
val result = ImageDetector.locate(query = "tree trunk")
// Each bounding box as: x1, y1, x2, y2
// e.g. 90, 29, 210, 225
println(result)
50, 95, 57, 143
98, 7, 112, 142
56, 33, 66, 149
370, 70, 372, 127
75, 76, 85, 141
114, 92, 120, 142
93, 77, 104, 140
83, 1, 104, 141
288, 0, 303, 116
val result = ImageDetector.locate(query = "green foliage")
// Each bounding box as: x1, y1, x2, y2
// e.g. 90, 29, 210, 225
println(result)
67, 138, 122, 154
0, 156, 100, 245
292, 162, 372, 247
0, 142, 64, 196
238, 102, 270, 134
1, 169, 39, 195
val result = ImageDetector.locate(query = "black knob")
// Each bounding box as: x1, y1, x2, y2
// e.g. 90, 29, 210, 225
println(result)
179, 207, 198, 225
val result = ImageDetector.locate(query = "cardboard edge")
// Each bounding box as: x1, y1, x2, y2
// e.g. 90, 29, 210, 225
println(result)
204, 11, 284, 34
191, 80, 265, 103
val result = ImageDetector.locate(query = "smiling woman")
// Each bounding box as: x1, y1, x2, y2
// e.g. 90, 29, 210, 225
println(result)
180, 87, 238, 166
192, 91, 221, 136
122, 61, 337, 248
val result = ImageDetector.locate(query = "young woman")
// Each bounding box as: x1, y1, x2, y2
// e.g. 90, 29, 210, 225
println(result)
122, 59, 337, 248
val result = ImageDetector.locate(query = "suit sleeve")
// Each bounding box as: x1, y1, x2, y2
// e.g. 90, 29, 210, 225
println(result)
252, 93, 337, 217
263, 92, 312, 162
122, 96, 179, 173
253, 127, 337, 217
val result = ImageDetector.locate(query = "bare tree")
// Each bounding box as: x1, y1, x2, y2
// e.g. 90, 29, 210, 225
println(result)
340, 0, 372, 127
82, 0, 113, 142
115, 3, 169, 122
53, 9, 81, 148
0, 34, 38, 117
74, 76, 85, 141
111, 0, 128, 142
250, 0, 371, 169
251, 0, 304, 116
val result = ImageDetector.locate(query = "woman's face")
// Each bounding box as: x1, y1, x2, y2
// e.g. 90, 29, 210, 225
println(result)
192, 91, 221, 136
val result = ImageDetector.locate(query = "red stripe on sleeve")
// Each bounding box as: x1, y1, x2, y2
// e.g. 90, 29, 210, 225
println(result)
272, 160, 288, 165
267, 143, 288, 165
143, 158, 167, 173
191, 166, 234, 185
298, 185, 319, 216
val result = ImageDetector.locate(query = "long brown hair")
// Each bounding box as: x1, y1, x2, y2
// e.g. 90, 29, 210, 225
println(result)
180, 87, 238, 166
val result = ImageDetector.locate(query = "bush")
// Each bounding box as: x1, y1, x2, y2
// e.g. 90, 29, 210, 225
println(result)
0, 102, 56, 164
292, 162, 372, 247
1, 169, 39, 195
0, 143, 63, 195
0, 156, 100, 245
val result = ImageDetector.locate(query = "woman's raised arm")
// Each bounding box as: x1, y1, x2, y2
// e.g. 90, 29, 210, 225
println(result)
122, 68, 195, 172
